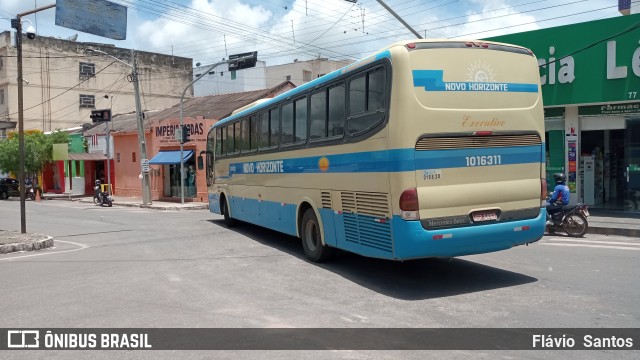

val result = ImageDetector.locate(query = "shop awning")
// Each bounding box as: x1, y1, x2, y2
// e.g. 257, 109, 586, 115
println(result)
148, 150, 193, 165
68, 153, 107, 161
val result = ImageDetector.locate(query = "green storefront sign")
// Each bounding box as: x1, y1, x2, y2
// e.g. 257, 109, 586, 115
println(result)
579, 102, 640, 115
487, 14, 640, 107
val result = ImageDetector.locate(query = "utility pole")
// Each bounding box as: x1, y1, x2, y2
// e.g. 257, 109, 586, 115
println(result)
11, 3, 56, 233
87, 48, 151, 204
131, 49, 152, 205
179, 60, 227, 204
179, 52, 257, 204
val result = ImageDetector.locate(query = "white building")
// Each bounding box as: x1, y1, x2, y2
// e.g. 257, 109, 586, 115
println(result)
193, 60, 267, 96
193, 58, 353, 97
265, 58, 353, 88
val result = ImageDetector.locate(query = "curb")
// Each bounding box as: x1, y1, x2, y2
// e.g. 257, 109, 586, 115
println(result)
77, 199, 207, 210
587, 226, 640, 238
0, 236, 54, 254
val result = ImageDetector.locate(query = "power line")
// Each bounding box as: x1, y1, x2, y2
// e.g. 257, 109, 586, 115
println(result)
6, 60, 118, 117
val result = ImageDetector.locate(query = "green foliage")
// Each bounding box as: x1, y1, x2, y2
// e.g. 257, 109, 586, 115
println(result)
0, 130, 70, 175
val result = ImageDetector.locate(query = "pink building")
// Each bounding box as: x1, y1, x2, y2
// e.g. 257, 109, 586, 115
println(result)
85, 82, 295, 202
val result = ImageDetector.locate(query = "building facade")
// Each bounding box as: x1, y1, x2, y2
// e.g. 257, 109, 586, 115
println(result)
265, 58, 353, 88
0, 31, 193, 134
193, 60, 267, 96
85, 82, 295, 202
488, 14, 640, 212
193, 58, 353, 97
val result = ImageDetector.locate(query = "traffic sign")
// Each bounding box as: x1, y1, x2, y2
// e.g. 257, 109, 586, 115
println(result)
141, 159, 150, 173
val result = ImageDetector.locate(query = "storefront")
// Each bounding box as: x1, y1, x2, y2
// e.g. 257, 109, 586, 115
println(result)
148, 118, 213, 201
489, 14, 640, 212
102, 82, 296, 202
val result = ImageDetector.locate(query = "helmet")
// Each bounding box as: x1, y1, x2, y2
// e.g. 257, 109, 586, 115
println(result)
553, 173, 566, 184
95, 180, 101, 186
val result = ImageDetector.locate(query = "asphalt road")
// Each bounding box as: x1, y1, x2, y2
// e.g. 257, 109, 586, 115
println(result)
0, 199, 638, 359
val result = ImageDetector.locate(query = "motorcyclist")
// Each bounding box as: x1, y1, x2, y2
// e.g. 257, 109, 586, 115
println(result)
546, 173, 570, 225
94, 180, 101, 199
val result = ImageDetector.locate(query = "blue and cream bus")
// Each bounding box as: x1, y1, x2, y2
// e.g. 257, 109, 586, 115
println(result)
200, 39, 547, 262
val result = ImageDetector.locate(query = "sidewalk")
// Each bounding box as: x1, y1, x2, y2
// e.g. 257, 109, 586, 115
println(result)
44, 193, 208, 211
587, 210, 640, 238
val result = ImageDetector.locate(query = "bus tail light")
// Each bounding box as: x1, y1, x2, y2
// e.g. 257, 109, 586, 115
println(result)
540, 178, 547, 206
400, 188, 420, 220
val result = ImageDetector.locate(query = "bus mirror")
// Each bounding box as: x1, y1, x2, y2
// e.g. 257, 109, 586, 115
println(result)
197, 155, 204, 170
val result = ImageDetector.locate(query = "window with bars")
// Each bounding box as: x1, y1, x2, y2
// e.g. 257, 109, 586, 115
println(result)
79, 94, 95, 108
79, 62, 95, 77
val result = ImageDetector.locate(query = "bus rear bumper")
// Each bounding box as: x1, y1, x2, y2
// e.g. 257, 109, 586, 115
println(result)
392, 208, 546, 260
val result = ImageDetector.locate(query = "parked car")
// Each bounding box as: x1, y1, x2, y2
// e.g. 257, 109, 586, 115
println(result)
0, 178, 20, 199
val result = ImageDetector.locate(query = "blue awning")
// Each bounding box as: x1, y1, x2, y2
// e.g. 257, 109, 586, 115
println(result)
148, 150, 193, 165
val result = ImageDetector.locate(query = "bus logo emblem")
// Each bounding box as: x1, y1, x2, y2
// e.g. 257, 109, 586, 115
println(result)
318, 157, 330, 172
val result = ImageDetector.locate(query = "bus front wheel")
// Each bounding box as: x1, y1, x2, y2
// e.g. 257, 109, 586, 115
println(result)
221, 197, 237, 228
301, 209, 334, 262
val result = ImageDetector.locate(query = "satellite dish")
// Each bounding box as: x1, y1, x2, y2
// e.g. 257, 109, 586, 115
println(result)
82, 123, 93, 131
196, 62, 201, 67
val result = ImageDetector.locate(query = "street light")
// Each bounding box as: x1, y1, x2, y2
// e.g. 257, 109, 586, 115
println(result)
178, 52, 258, 204
11, 3, 56, 234
86, 48, 152, 205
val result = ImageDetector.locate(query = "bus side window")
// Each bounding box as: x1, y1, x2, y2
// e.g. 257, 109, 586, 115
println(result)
328, 84, 345, 137
367, 67, 385, 112
310, 89, 327, 140
348, 67, 385, 134
281, 102, 294, 144
349, 75, 366, 115
241, 118, 250, 152
259, 111, 270, 149
294, 96, 308, 143
250, 115, 258, 151
269, 107, 280, 147
234, 122, 241, 153
215, 127, 222, 156
226, 125, 234, 155
221, 126, 228, 156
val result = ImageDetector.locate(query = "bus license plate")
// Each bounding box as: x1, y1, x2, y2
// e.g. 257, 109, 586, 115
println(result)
472, 211, 498, 222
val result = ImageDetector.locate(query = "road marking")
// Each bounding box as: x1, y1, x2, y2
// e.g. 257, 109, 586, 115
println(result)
0, 240, 88, 261
540, 243, 640, 251
540, 236, 640, 251
544, 238, 640, 246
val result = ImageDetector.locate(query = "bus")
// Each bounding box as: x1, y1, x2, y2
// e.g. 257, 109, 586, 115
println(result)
200, 39, 547, 262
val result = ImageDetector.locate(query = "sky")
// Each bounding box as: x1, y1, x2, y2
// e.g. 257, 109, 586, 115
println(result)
0, 0, 638, 66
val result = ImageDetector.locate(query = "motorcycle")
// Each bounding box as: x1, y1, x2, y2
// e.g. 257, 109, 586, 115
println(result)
546, 202, 590, 237
94, 185, 113, 207
26, 184, 36, 201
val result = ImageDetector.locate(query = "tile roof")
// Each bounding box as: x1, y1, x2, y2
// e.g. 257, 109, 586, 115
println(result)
84, 81, 295, 136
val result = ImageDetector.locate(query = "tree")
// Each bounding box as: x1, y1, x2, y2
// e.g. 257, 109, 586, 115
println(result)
0, 130, 70, 176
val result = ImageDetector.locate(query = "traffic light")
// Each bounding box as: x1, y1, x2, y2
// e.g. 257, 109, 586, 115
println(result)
228, 51, 258, 71
181, 124, 190, 144
90, 109, 112, 123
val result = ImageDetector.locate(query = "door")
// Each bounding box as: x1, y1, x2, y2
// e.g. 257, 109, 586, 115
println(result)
624, 118, 640, 211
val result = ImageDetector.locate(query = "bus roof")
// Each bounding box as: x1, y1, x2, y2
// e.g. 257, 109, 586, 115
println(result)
214, 39, 531, 128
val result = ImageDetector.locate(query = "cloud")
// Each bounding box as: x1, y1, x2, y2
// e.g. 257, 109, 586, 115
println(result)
134, 0, 272, 63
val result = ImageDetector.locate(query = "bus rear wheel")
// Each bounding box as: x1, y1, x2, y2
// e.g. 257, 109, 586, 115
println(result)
221, 197, 237, 228
301, 209, 334, 262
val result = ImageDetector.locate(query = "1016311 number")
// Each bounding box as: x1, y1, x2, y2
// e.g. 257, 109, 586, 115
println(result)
465, 155, 502, 167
